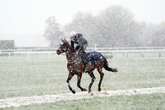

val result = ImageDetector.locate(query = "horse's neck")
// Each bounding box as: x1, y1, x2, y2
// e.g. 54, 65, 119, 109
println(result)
65, 50, 80, 64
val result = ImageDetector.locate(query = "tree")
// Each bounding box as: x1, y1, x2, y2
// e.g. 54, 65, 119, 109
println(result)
44, 16, 63, 47
64, 6, 142, 47
151, 23, 165, 46
139, 22, 165, 47
95, 6, 142, 47
64, 12, 97, 47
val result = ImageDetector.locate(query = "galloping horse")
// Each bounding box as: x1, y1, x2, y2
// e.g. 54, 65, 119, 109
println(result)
56, 39, 117, 94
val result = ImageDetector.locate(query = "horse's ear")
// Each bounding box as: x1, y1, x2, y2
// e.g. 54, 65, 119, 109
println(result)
59, 38, 63, 45
64, 39, 67, 42
61, 38, 67, 43
61, 38, 65, 43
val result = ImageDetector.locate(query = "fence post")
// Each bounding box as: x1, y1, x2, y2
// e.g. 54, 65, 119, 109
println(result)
8, 52, 11, 57
94, 44, 97, 51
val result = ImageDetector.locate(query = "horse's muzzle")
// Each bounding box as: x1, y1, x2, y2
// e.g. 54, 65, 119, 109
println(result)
56, 50, 61, 55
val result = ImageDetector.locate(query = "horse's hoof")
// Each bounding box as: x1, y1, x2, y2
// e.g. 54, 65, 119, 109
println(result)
72, 90, 76, 94
113, 68, 118, 72
90, 92, 94, 96
88, 90, 91, 93
82, 88, 87, 91
98, 88, 101, 91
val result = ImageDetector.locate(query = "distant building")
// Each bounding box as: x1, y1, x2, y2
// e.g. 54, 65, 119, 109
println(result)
0, 40, 15, 49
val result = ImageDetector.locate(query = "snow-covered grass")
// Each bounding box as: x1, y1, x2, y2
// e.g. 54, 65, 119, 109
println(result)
0, 54, 165, 99
3, 92, 165, 110
0, 87, 165, 109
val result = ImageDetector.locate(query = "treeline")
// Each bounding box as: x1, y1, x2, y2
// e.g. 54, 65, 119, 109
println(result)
44, 6, 165, 47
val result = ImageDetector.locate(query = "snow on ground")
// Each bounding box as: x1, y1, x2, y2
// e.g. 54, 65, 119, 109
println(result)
0, 87, 165, 108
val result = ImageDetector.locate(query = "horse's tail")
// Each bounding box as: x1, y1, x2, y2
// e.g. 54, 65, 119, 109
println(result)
103, 58, 118, 72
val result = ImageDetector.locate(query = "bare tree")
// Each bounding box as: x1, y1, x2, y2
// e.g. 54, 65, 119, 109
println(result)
44, 16, 63, 47
152, 23, 165, 46
64, 6, 142, 47
95, 6, 142, 47
64, 12, 97, 47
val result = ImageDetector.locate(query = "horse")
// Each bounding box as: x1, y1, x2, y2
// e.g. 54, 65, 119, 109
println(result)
56, 39, 117, 94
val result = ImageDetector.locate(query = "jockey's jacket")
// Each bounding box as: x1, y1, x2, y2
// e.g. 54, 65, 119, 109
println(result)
71, 34, 88, 51
76, 36, 88, 48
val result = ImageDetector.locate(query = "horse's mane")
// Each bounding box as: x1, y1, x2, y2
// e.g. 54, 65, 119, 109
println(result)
62, 39, 74, 52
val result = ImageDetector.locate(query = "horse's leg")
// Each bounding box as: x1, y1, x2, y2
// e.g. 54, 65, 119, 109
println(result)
77, 73, 87, 91
66, 73, 75, 94
97, 68, 104, 91
88, 71, 96, 93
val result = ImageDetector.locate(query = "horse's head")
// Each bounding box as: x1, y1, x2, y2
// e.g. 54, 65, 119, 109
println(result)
56, 39, 70, 55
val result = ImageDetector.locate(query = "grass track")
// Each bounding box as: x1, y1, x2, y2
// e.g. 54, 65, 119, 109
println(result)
0, 87, 165, 109
0, 54, 165, 98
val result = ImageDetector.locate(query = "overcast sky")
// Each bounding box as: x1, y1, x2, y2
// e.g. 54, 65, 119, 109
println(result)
0, 0, 164, 46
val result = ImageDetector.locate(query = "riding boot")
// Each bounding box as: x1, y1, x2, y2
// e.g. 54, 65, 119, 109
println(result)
80, 52, 88, 72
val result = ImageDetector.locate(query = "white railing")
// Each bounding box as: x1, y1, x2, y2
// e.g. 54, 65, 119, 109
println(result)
0, 47, 165, 57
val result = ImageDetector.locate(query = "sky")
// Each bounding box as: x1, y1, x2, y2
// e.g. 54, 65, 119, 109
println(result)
0, 0, 165, 47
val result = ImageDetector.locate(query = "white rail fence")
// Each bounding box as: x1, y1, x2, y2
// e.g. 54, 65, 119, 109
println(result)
1, 47, 165, 57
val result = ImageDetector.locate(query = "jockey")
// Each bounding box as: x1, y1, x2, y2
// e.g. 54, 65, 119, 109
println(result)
70, 32, 88, 54
70, 32, 88, 71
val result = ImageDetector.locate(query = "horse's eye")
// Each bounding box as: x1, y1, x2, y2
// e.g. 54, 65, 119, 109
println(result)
59, 43, 63, 47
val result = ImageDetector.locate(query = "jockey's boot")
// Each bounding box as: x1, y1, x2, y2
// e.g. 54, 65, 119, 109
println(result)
81, 52, 88, 72
83, 64, 88, 72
